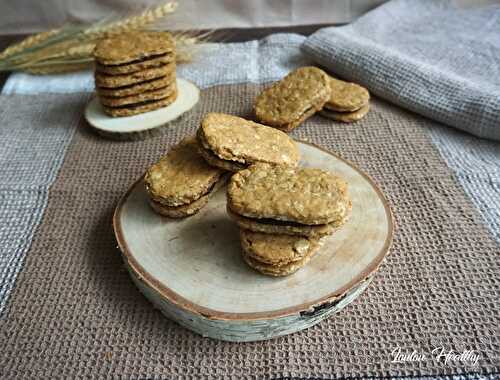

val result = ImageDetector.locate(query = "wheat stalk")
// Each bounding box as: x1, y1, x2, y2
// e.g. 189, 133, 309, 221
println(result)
84, 2, 178, 39
61, 43, 97, 59
0, 1, 206, 74
0, 29, 62, 60
26, 42, 97, 62
4, 39, 87, 66
13, 56, 94, 70
173, 30, 212, 63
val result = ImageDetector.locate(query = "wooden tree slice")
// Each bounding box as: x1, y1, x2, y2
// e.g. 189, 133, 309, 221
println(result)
113, 141, 394, 342
85, 78, 200, 141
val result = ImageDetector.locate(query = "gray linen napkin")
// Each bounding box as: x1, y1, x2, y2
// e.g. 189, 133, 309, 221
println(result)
302, 0, 500, 141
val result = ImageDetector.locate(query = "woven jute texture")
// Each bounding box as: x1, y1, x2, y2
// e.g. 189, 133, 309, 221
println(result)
0, 84, 499, 379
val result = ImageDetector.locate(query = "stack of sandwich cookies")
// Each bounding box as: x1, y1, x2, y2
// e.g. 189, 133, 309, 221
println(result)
93, 31, 177, 117
144, 137, 227, 218
197, 113, 300, 172
228, 164, 352, 276
254, 66, 330, 132
240, 230, 321, 276
320, 77, 370, 122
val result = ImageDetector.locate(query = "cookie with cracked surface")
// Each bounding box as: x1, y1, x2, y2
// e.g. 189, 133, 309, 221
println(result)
324, 77, 370, 112
93, 31, 175, 66
95, 63, 175, 88
241, 237, 321, 277
197, 113, 299, 170
240, 229, 321, 266
96, 74, 175, 97
227, 206, 339, 238
102, 91, 177, 117
227, 163, 351, 226
254, 66, 330, 132
96, 53, 175, 75
99, 83, 177, 107
144, 136, 227, 211
320, 104, 370, 123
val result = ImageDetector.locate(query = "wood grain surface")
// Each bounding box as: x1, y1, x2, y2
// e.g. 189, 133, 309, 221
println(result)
114, 140, 393, 341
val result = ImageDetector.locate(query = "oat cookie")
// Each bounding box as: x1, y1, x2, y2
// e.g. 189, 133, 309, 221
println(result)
144, 137, 226, 208
197, 113, 299, 170
149, 193, 209, 218
96, 75, 176, 97
241, 241, 320, 277
228, 163, 351, 226
254, 66, 330, 132
325, 78, 370, 112
240, 229, 320, 266
96, 54, 175, 75
99, 84, 177, 107
95, 63, 175, 88
93, 31, 175, 66
227, 206, 338, 237
149, 175, 228, 218
102, 91, 177, 117
320, 104, 370, 123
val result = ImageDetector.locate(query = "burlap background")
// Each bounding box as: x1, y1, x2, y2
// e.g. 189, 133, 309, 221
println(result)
0, 84, 498, 379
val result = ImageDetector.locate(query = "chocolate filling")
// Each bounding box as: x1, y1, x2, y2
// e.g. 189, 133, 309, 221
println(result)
99, 75, 173, 90
104, 96, 173, 109
245, 216, 317, 228
231, 208, 327, 228
201, 181, 217, 197
101, 85, 174, 100
99, 53, 170, 67
196, 129, 248, 170
97, 75, 172, 91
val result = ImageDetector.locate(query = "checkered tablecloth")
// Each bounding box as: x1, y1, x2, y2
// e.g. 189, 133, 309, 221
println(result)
0, 25, 498, 380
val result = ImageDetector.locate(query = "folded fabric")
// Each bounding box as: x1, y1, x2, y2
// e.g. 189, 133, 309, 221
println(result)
302, 0, 500, 142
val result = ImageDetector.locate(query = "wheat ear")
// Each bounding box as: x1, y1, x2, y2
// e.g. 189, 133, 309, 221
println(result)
0, 29, 62, 60
84, 2, 178, 39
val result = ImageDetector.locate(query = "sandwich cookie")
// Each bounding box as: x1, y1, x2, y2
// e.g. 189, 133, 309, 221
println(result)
96, 74, 175, 98
93, 31, 175, 66
320, 104, 370, 123
324, 77, 370, 112
227, 163, 351, 237
94, 63, 176, 89
101, 91, 178, 117
240, 229, 322, 277
196, 113, 300, 172
96, 54, 175, 75
320, 77, 370, 123
144, 137, 227, 218
254, 66, 330, 132
99, 83, 177, 107
227, 207, 337, 237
